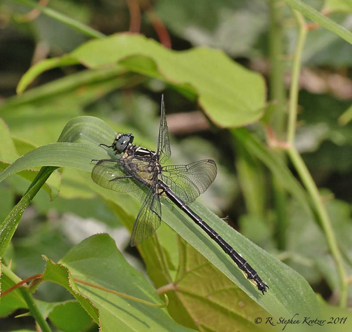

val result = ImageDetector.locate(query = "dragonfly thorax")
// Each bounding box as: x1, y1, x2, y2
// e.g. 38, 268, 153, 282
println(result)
113, 133, 134, 154
120, 144, 160, 187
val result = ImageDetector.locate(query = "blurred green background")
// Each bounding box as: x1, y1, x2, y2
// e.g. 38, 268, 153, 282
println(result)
1, 0, 352, 331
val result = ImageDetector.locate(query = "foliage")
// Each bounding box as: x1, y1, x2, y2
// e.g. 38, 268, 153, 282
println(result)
1, 0, 352, 331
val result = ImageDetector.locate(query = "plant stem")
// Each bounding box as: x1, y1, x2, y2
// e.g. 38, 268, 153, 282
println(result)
269, 0, 287, 250
3, 265, 52, 332
288, 147, 347, 307
284, 0, 352, 44
14, 0, 106, 39
287, 10, 306, 145
269, 0, 286, 138
0, 167, 57, 256
286, 10, 347, 307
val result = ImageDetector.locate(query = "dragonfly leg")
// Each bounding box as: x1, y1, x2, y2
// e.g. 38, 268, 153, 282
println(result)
100, 143, 113, 148
109, 176, 133, 182
91, 158, 116, 163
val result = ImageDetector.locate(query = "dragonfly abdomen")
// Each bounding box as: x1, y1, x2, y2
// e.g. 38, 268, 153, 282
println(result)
159, 181, 268, 295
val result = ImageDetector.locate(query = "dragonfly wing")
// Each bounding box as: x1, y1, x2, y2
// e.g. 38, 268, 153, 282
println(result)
161, 159, 217, 203
91, 159, 140, 193
157, 96, 171, 164
130, 186, 162, 246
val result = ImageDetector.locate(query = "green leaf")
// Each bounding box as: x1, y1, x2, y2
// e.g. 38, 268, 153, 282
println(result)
0, 187, 15, 227
232, 128, 312, 216
0, 119, 62, 199
167, 200, 318, 317
166, 238, 268, 331
18, 34, 266, 128
324, 0, 352, 14
0, 116, 115, 185
287, 192, 352, 296
0, 167, 56, 257
2, 67, 125, 113
235, 141, 267, 217
0, 117, 319, 317
13, 0, 105, 41
0, 119, 19, 163
298, 14, 352, 67
48, 301, 93, 332
17, 56, 79, 95
1, 69, 125, 148
284, 0, 352, 44
0, 143, 104, 184
0, 266, 28, 317
41, 258, 99, 323
339, 104, 352, 125
57, 234, 193, 331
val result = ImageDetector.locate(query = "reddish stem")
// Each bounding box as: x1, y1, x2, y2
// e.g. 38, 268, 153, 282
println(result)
142, 1, 171, 48
127, 0, 141, 33
1, 274, 43, 298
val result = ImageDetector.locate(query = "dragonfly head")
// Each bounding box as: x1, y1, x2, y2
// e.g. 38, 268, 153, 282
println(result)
113, 133, 134, 153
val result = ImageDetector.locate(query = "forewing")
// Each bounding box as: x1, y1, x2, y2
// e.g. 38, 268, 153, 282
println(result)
91, 159, 140, 193
157, 96, 171, 164
130, 186, 162, 246
161, 159, 217, 203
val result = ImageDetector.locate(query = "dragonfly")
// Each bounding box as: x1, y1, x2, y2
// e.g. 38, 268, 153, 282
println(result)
91, 96, 268, 295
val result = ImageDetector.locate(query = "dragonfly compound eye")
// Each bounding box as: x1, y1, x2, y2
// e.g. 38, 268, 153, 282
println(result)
114, 133, 134, 153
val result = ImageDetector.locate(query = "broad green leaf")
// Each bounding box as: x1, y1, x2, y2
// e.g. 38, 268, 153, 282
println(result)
0, 187, 15, 227
58, 234, 194, 331
284, 0, 352, 44
89, 180, 179, 287
0, 117, 61, 199
88, 169, 183, 321
318, 300, 352, 331
0, 118, 19, 162
167, 238, 269, 331
52, 169, 96, 199
17, 56, 78, 95
0, 116, 319, 317
41, 258, 99, 322
0, 143, 105, 184
0, 266, 28, 317
48, 301, 93, 332
18, 34, 266, 128
2, 67, 125, 113
0, 115, 115, 185
57, 115, 115, 145
13, 138, 38, 157
1, 73, 123, 147
164, 200, 318, 317
11, 219, 74, 301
